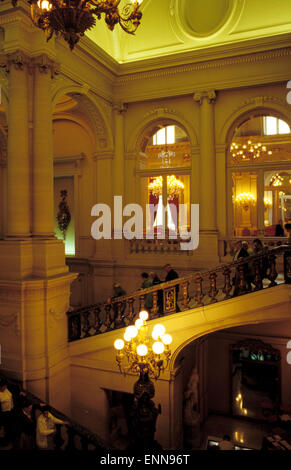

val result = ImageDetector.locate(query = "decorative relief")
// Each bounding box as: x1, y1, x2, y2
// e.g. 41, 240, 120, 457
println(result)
0, 312, 20, 335
76, 95, 107, 138
116, 48, 291, 85
244, 95, 288, 108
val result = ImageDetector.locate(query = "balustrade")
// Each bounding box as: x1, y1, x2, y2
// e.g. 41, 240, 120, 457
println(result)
68, 245, 289, 343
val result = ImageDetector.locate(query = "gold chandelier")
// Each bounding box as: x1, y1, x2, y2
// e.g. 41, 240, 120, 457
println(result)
114, 310, 172, 380
148, 175, 184, 199
231, 139, 272, 162
3, 0, 143, 50
235, 192, 256, 211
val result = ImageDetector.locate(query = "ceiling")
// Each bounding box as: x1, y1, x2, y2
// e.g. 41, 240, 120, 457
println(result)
86, 0, 291, 64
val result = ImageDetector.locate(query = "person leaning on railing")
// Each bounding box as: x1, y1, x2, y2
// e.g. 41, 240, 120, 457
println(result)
36, 404, 69, 450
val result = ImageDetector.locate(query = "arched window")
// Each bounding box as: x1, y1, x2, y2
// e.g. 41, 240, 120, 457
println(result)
229, 114, 291, 237
138, 124, 191, 233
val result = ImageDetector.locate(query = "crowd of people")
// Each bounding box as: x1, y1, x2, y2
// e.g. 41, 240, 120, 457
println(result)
0, 377, 68, 450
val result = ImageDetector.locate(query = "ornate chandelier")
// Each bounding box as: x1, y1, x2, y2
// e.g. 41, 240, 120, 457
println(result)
148, 175, 184, 199
270, 173, 283, 187
114, 310, 172, 380
3, 0, 143, 50
235, 192, 256, 211
158, 147, 175, 168
231, 139, 272, 162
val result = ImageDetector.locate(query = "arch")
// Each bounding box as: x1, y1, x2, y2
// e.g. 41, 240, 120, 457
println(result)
126, 107, 198, 155
219, 97, 291, 146
52, 113, 96, 150
52, 85, 113, 151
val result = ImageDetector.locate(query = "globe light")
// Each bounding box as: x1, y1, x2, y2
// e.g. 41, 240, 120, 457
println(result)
126, 325, 138, 338
152, 341, 164, 355
152, 324, 166, 340
124, 331, 132, 342
136, 344, 148, 356
37, 0, 52, 11
135, 318, 143, 330
161, 334, 172, 345
114, 339, 125, 350
139, 310, 149, 321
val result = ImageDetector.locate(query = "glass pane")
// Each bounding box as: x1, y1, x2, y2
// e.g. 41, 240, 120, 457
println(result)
231, 116, 291, 164
167, 174, 190, 233
264, 116, 277, 135
278, 119, 290, 134
232, 172, 258, 237
141, 125, 190, 169
166, 125, 175, 144
264, 170, 291, 236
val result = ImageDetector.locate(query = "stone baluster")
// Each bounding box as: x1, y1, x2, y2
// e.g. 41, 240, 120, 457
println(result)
238, 263, 247, 294
114, 302, 124, 328
208, 272, 218, 303
268, 253, 278, 287
152, 291, 159, 318
222, 267, 232, 299
253, 259, 263, 291
195, 276, 204, 307
127, 298, 134, 323
104, 304, 112, 330
140, 295, 145, 311
182, 281, 190, 309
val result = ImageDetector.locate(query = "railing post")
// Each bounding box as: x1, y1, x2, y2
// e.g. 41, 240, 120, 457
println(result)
222, 267, 232, 299
82, 312, 90, 338
182, 281, 190, 309
253, 259, 263, 291
104, 304, 112, 330
140, 295, 145, 311
65, 427, 76, 450
195, 276, 204, 307
114, 302, 124, 328
238, 264, 247, 295
268, 253, 278, 287
127, 298, 134, 323
208, 273, 218, 303
53, 424, 64, 450
152, 291, 159, 318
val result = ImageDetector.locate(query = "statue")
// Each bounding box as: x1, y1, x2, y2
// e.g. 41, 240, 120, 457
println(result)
183, 367, 199, 426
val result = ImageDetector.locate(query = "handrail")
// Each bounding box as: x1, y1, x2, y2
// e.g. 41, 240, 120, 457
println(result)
67, 245, 290, 342
0, 374, 110, 450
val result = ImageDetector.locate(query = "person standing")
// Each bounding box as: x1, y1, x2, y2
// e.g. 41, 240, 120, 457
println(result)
16, 398, 36, 449
150, 272, 163, 314
141, 272, 153, 311
219, 434, 234, 450
36, 405, 68, 450
0, 378, 15, 446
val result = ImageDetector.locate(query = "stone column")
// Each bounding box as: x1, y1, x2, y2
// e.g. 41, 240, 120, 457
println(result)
193, 90, 219, 266
6, 52, 30, 237
194, 90, 217, 232
32, 55, 56, 237
257, 169, 265, 236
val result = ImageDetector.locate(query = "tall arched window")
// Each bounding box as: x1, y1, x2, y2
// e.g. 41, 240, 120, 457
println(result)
138, 123, 191, 233
229, 114, 291, 237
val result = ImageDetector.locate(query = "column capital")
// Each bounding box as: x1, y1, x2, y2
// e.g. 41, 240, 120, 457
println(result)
32, 55, 60, 78
193, 90, 216, 105
113, 102, 128, 115
0, 50, 30, 72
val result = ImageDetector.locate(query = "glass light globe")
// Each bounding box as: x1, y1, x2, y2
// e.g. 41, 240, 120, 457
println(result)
161, 334, 172, 345
135, 318, 143, 330
126, 325, 138, 338
124, 331, 132, 342
114, 339, 125, 350
152, 341, 164, 355
137, 344, 148, 356
38, 0, 52, 10
139, 310, 149, 321
152, 324, 165, 340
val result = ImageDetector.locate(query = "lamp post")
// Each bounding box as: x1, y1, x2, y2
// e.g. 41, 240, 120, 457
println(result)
114, 310, 172, 450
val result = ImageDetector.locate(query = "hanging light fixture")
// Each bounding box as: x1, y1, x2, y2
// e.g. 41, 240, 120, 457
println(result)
231, 139, 272, 162
2, 0, 143, 50
148, 175, 184, 199
235, 192, 256, 211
